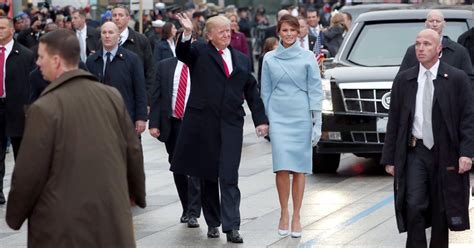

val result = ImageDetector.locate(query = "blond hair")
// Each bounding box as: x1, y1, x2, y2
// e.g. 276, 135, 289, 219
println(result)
204, 15, 231, 36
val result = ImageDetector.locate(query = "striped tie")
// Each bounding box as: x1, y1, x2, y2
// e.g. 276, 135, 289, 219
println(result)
174, 64, 188, 119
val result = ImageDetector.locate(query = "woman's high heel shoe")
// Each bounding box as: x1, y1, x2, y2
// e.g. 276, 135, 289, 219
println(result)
290, 231, 301, 238
278, 229, 289, 236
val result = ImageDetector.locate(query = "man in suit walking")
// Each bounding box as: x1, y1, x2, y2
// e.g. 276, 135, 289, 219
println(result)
112, 5, 155, 103
149, 56, 210, 232
399, 10, 473, 75
171, 14, 269, 243
86, 21, 147, 135
0, 17, 34, 204
382, 29, 474, 248
71, 9, 100, 62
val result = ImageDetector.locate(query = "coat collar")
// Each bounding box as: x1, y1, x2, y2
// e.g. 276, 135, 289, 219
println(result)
273, 40, 303, 60
93, 46, 126, 61
124, 27, 136, 44
41, 69, 97, 97
207, 42, 241, 78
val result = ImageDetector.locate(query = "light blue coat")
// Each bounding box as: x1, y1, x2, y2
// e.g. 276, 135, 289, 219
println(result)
261, 41, 322, 173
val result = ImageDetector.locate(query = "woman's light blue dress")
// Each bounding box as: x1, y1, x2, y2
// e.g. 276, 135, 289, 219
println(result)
260, 41, 322, 174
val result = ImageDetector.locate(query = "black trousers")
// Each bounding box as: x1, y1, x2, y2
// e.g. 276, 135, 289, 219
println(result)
201, 178, 240, 232
405, 141, 448, 248
165, 117, 201, 218
0, 103, 22, 192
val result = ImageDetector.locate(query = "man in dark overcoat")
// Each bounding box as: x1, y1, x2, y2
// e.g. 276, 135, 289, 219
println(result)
381, 29, 474, 248
399, 10, 473, 75
170, 14, 269, 243
86, 21, 147, 135
0, 17, 34, 204
6, 29, 146, 248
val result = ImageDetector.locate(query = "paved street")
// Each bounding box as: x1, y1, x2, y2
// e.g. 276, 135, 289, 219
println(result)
0, 112, 473, 247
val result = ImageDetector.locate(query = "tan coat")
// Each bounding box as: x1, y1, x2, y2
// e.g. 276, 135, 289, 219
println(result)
6, 70, 146, 248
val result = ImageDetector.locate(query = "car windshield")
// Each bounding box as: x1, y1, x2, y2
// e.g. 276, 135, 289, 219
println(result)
347, 21, 469, 67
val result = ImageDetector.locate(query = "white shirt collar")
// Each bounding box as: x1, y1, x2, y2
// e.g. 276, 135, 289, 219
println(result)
120, 28, 129, 44
3, 38, 14, 53
419, 60, 440, 80
78, 25, 87, 34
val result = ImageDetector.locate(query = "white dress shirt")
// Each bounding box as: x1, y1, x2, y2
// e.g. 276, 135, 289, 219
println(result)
76, 26, 87, 59
172, 61, 191, 118
299, 35, 309, 50
119, 28, 129, 45
167, 39, 176, 57
412, 60, 439, 139
0, 39, 14, 98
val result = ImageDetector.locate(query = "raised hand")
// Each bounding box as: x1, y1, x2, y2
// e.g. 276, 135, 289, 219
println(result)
176, 13, 193, 35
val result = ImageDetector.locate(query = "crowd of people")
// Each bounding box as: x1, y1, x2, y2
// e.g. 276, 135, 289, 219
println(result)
0, 0, 472, 247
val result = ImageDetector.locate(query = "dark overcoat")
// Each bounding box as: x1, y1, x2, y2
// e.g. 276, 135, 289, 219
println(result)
170, 38, 268, 183
121, 27, 155, 103
153, 39, 175, 64
86, 46, 148, 122
6, 70, 146, 248
381, 62, 474, 233
149, 57, 178, 143
6, 41, 34, 137
399, 36, 473, 75
458, 27, 474, 68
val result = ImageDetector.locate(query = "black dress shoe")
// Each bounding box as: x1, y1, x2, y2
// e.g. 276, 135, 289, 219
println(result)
226, 230, 243, 243
187, 217, 200, 228
207, 226, 220, 238
0, 192, 5, 205
180, 215, 189, 223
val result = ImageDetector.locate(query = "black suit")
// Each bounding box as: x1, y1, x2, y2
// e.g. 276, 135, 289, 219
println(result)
308, 34, 317, 51
149, 57, 205, 220
381, 62, 474, 247
263, 25, 277, 42
0, 41, 34, 194
153, 39, 174, 64
399, 36, 473, 75
171, 36, 268, 232
121, 27, 155, 104
82, 26, 101, 56
16, 28, 40, 49
86, 46, 147, 123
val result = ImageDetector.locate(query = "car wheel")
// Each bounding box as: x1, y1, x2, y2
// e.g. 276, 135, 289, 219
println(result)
312, 150, 340, 174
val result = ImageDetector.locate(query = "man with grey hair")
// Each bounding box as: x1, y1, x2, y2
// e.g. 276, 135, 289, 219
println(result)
399, 10, 473, 75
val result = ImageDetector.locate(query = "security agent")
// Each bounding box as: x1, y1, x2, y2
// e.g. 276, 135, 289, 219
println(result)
382, 29, 474, 248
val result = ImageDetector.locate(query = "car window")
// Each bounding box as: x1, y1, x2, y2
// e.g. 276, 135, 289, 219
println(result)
347, 21, 469, 67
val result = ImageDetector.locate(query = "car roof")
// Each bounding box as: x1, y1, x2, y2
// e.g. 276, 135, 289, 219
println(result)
341, 3, 413, 10
356, 9, 472, 22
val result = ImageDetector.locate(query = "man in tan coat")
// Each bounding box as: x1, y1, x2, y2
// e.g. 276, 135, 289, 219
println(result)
5, 29, 146, 247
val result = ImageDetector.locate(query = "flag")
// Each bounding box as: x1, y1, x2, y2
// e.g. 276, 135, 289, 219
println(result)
312, 32, 324, 66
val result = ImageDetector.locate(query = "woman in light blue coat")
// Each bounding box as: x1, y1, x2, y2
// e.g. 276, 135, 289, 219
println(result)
261, 15, 323, 238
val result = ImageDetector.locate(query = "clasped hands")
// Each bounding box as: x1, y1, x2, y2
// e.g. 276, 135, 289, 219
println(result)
255, 124, 269, 137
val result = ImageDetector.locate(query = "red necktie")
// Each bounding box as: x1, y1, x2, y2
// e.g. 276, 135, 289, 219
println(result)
0, 47, 5, 97
218, 50, 230, 78
174, 64, 188, 119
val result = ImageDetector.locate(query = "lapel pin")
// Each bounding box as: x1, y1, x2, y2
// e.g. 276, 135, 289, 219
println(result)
130, 38, 134, 42
14, 50, 19, 54
119, 53, 123, 58
444, 73, 448, 78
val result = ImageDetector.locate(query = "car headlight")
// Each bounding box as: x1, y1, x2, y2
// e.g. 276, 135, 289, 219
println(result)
322, 78, 333, 113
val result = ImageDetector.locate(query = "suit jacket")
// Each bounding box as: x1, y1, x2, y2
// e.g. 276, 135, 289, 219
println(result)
149, 57, 178, 142
381, 62, 474, 232
170, 37, 268, 183
399, 36, 473, 75
86, 46, 147, 122
85, 26, 101, 56
16, 28, 40, 49
6, 69, 145, 247
263, 25, 278, 42
121, 27, 155, 104
5, 41, 35, 136
153, 39, 175, 64
323, 26, 344, 57
308, 34, 317, 51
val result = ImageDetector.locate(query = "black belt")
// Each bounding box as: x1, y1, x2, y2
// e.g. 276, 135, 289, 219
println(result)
408, 135, 423, 148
